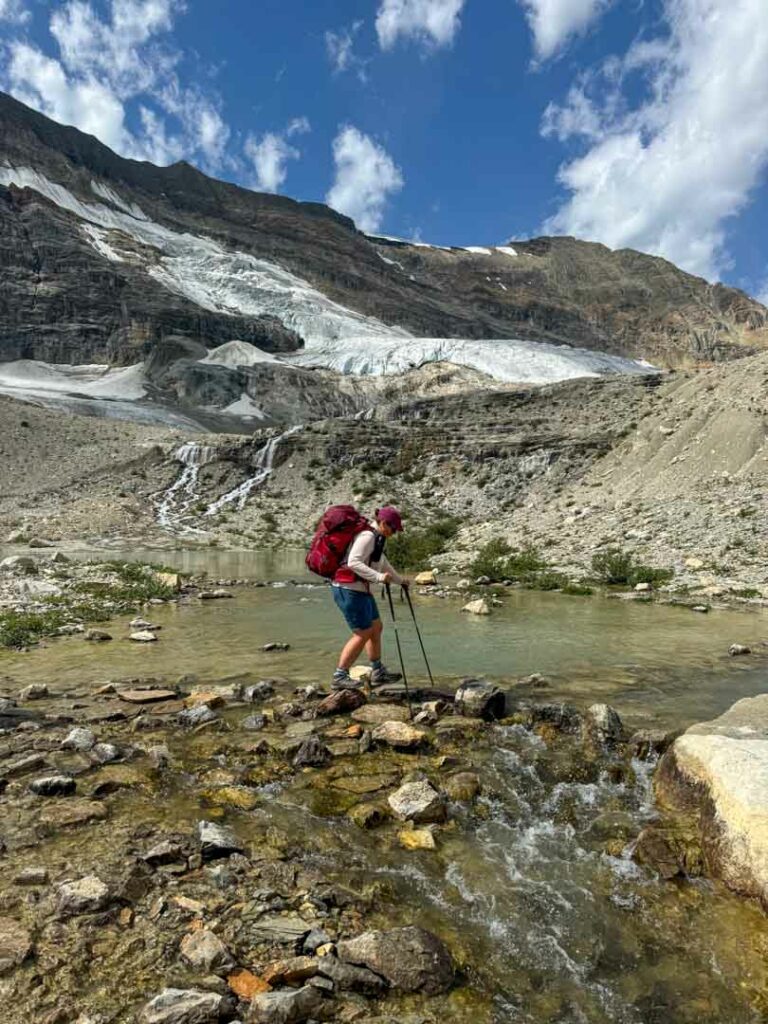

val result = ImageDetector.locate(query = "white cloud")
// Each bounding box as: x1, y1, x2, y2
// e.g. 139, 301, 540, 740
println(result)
543, 0, 768, 281
325, 21, 369, 80
519, 0, 610, 60
0, 0, 29, 23
376, 0, 465, 50
8, 42, 133, 153
2, 0, 232, 170
158, 81, 230, 166
49, 0, 179, 95
245, 118, 310, 194
326, 126, 403, 232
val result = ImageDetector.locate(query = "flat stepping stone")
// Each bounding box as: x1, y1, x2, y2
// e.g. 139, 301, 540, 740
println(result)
351, 705, 410, 725
118, 689, 177, 704
284, 720, 320, 740
38, 799, 108, 831
249, 914, 311, 943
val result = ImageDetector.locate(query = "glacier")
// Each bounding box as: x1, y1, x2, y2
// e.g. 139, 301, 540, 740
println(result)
0, 165, 656, 387
285, 337, 652, 384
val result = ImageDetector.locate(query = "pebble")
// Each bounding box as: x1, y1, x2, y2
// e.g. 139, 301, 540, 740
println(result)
372, 721, 428, 751
399, 828, 437, 850
227, 969, 271, 1000
18, 683, 48, 701
242, 714, 267, 731
728, 644, 751, 656
56, 876, 111, 916
292, 735, 332, 768
302, 929, 333, 955
119, 689, 177, 704
130, 631, 158, 643
179, 929, 234, 975
388, 779, 446, 823
84, 629, 112, 642
139, 989, 225, 1024
62, 727, 97, 752
197, 820, 244, 861
243, 681, 275, 702
29, 775, 76, 796
248, 985, 325, 1024
89, 742, 121, 764
14, 867, 48, 887
142, 840, 184, 866
178, 705, 218, 729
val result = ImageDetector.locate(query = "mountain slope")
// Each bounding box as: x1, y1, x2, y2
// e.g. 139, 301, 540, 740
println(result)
2, 89, 767, 371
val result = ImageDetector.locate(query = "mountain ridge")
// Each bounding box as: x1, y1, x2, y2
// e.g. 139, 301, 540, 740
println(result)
2, 89, 767, 374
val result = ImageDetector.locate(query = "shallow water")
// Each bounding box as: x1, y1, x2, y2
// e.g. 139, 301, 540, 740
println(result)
3, 548, 767, 731
3, 548, 768, 1023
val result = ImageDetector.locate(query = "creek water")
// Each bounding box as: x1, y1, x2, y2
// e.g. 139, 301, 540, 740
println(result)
3, 548, 768, 1022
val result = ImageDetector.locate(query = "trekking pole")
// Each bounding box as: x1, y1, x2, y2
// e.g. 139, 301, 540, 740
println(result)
402, 585, 435, 688
385, 583, 414, 721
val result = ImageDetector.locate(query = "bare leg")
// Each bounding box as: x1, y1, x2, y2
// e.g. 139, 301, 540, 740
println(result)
364, 618, 383, 663
338, 626, 374, 671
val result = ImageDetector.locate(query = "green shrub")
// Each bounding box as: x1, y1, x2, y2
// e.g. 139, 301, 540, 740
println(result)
731, 586, 761, 598
387, 517, 460, 571
0, 610, 67, 648
562, 582, 594, 596
469, 540, 546, 582
591, 548, 673, 586
523, 571, 567, 591
591, 548, 634, 584
630, 563, 674, 586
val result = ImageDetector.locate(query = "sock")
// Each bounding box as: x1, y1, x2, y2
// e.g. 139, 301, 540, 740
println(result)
334, 667, 350, 679
370, 659, 383, 671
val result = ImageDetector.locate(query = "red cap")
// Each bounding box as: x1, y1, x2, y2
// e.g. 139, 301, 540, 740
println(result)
376, 506, 403, 532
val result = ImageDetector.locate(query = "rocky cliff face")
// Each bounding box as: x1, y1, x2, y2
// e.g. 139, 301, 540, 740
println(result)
2, 89, 767, 370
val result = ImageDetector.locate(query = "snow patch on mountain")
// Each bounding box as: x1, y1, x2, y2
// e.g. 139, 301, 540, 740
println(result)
200, 341, 278, 368
81, 224, 124, 263
90, 180, 148, 220
0, 360, 147, 399
220, 393, 268, 419
0, 165, 655, 387
287, 337, 653, 384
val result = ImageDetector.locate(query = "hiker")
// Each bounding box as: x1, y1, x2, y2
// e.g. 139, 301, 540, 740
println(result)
331, 506, 410, 690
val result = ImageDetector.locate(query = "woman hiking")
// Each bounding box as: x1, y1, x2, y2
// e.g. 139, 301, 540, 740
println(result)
331, 506, 410, 690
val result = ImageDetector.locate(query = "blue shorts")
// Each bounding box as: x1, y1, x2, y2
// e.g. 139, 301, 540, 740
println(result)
333, 586, 380, 631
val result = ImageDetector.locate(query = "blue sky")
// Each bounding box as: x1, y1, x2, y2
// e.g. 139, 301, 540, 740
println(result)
1, 0, 767, 300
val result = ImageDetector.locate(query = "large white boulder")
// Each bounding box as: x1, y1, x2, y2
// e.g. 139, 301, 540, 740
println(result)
655, 694, 768, 906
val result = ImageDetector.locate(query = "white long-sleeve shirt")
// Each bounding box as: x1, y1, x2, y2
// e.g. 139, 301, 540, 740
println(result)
333, 530, 404, 593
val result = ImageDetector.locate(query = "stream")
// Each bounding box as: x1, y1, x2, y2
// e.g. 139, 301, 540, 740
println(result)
1, 548, 768, 1022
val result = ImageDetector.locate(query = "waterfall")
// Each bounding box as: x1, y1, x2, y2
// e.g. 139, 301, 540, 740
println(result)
156, 442, 218, 531
204, 424, 302, 516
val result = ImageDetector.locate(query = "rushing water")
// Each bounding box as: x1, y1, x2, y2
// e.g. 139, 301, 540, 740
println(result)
2, 549, 768, 1022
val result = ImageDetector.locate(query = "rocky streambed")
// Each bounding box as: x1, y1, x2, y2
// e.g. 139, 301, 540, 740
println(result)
0, 662, 768, 1023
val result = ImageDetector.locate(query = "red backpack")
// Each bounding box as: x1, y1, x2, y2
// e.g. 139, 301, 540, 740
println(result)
306, 505, 372, 579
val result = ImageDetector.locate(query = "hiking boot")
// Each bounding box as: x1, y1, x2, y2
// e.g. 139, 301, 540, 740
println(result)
331, 671, 361, 691
369, 665, 402, 688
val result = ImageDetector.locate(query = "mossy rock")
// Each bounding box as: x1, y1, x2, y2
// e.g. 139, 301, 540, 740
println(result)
348, 802, 391, 829
201, 786, 260, 811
